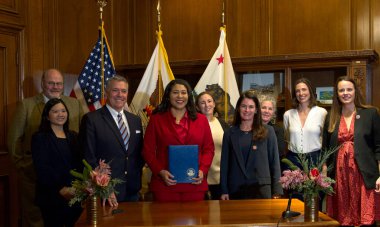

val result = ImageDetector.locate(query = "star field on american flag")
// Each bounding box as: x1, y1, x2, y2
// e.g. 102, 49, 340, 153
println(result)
78, 37, 116, 105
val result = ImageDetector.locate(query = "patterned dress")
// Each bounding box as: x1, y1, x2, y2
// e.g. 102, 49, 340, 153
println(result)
327, 114, 380, 226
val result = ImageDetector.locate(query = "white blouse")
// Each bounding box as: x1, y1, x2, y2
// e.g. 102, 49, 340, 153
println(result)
283, 106, 327, 153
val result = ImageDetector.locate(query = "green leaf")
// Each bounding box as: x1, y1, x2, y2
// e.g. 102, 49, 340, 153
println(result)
82, 159, 93, 172
70, 170, 84, 180
281, 158, 298, 170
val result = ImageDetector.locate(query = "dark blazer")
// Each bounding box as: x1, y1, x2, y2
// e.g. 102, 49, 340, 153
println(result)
323, 107, 380, 189
31, 130, 82, 226
80, 106, 144, 201
220, 125, 283, 198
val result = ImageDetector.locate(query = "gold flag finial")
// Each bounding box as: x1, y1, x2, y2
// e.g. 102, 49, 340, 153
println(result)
96, 0, 108, 9
96, 0, 107, 19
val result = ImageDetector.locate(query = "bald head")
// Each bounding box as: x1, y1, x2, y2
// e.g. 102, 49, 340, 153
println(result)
41, 69, 64, 99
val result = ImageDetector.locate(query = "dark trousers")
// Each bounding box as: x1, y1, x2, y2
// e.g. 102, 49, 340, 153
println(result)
285, 150, 321, 170
208, 184, 222, 200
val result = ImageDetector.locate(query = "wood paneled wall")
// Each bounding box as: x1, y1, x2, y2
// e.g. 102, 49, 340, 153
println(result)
13, 0, 380, 98
1, 0, 380, 225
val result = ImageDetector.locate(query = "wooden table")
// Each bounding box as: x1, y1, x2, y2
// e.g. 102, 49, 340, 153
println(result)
75, 199, 339, 226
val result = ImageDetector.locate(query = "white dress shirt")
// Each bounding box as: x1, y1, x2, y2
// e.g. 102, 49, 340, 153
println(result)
106, 104, 130, 136
283, 106, 327, 153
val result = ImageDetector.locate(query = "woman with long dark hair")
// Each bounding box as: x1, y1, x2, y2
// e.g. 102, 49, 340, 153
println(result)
220, 90, 282, 199
32, 98, 82, 227
283, 78, 327, 167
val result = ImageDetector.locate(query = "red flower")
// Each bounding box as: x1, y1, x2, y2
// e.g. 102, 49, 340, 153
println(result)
309, 168, 320, 180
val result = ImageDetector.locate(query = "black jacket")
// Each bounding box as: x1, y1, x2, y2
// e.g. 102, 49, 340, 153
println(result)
323, 107, 380, 189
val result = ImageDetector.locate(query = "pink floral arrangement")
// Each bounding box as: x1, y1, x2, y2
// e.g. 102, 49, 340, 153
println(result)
279, 167, 335, 197
69, 159, 123, 206
90, 160, 111, 187
279, 145, 339, 201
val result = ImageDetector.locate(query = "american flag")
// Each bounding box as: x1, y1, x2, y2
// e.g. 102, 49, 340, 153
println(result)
71, 28, 116, 112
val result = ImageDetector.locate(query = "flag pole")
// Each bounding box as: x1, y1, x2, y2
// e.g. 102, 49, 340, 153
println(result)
157, 0, 164, 103
157, 0, 161, 28
96, 0, 108, 106
221, 0, 225, 27
221, 0, 228, 122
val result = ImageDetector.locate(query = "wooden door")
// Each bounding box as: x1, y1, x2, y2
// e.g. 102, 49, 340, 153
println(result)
0, 28, 22, 227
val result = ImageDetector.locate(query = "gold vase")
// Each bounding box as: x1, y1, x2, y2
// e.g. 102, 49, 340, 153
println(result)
304, 194, 319, 222
86, 195, 99, 225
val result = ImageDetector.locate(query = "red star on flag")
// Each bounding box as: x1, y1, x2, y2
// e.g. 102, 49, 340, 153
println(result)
216, 54, 224, 65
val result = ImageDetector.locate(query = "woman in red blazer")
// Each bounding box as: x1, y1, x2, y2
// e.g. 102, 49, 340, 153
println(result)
142, 79, 215, 202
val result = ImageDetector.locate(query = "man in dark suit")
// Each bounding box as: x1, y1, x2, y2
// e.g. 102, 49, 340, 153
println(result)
80, 75, 144, 206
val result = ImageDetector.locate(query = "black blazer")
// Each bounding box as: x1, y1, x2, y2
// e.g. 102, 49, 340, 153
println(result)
80, 106, 144, 201
220, 125, 283, 197
323, 107, 380, 189
32, 130, 82, 208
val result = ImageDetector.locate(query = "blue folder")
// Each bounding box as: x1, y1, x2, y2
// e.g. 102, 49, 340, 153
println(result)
168, 145, 199, 183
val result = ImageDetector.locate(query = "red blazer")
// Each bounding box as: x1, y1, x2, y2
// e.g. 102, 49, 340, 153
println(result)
143, 111, 214, 192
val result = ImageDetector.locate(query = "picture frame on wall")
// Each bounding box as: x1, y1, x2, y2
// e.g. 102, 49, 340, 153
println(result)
240, 72, 284, 95
316, 87, 334, 104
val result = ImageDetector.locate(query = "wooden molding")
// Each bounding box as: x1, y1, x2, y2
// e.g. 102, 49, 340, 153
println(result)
117, 49, 379, 74
0, 0, 19, 15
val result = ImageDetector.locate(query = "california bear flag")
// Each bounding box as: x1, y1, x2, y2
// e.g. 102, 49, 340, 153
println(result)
194, 26, 239, 125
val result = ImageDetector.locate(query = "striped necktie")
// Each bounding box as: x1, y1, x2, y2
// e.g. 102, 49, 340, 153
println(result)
118, 113, 129, 150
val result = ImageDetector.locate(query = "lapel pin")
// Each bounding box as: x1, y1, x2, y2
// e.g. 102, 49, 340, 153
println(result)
252, 145, 257, 150
356, 115, 360, 119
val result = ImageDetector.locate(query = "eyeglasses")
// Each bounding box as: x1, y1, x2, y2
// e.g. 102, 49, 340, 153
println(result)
46, 82, 64, 87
